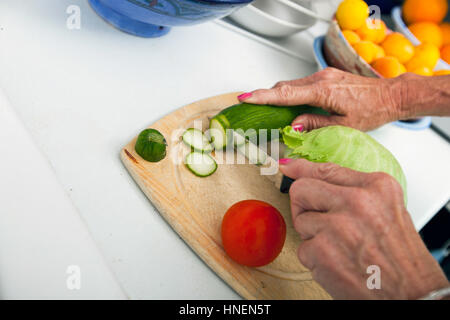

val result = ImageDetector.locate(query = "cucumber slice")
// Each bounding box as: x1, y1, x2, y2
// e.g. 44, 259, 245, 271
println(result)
185, 151, 217, 177
209, 118, 228, 150
182, 128, 213, 152
236, 141, 268, 166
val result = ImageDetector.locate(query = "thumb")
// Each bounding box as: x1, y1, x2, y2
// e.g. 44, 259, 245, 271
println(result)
238, 85, 317, 106
292, 114, 343, 131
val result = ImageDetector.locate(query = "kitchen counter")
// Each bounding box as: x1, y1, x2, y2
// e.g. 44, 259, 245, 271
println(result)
0, 89, 125, 299
0, 0, 449, 299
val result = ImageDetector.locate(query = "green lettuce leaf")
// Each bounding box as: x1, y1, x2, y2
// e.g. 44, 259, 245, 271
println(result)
282, 125, 407, 203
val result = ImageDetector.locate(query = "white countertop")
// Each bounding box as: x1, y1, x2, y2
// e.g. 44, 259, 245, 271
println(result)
0, 0, 449, 299
0, 89, 125, 299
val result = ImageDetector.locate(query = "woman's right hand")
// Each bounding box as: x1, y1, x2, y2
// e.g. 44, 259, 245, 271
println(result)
279, 159, 449, 299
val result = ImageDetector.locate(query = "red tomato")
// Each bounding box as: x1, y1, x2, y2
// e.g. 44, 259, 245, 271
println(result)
221, 200, 286, 267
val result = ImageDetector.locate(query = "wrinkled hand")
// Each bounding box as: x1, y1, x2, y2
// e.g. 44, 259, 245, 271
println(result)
240, 68, 405, 132
279, 159, 449, 299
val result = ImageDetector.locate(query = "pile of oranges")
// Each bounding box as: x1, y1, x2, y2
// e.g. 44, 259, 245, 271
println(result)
336, 0, 450, 78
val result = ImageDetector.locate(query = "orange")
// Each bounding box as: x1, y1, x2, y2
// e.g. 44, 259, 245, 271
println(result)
406, 43, 441, 71
342, 30, 361, 45
372, 56, 407, 78
381, 33, 415, 63
403, 0, 448, 24
434, 69, 450, 75
441, 44, 450, 63
409, 22, 443, 48
336, 0, 369, 31
353, 41, 377, 64
441, 22, 450, 46
374, 20, 388, 44
372, 43, 386, 60
356, 19, 387, 43
409, 66, 434, 76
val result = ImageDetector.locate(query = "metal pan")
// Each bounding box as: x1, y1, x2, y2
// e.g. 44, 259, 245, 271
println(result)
228, 0, 317, 38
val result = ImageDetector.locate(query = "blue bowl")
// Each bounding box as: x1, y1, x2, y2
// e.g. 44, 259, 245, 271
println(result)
89, 0, 253, 38
312, 36, 432, 131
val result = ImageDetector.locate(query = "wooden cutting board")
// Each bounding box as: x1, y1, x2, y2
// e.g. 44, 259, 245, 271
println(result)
120, 92, 330, 300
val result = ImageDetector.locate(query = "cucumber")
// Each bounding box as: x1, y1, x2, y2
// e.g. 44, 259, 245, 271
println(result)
184, 151, 217, 177
135, 128, 167, 162
209, 118, 228, 150
209, 103, 327, 149
236, 141, 268, 166
182, 128, 213, 152
231, 129, 247, 147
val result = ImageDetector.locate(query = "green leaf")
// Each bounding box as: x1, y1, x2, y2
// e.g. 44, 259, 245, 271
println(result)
282, 125, 407, 204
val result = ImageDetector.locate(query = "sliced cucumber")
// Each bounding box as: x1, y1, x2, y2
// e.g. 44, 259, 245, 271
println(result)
236, 141, 268, 166
209, 118, 228, 150
231, 130, 247, 147
185, 151, 217, 177
182, 128, 213, 152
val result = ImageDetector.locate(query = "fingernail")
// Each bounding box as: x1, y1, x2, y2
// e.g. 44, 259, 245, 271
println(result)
292, 124, 304, 132
279, 158, 292, 165
237, 92, 252, 101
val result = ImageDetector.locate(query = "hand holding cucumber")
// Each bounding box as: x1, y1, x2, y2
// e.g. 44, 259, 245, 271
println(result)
238, 67, 450, 132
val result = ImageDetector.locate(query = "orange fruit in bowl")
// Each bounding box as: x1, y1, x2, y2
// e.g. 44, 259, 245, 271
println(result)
403, 0, 448, 24
441, 23, 450, 46
434, 69, 450, 75
441, 44, 450, 63
409, 22, 443, 48
356, 19, 387, 44
409, 66, 434, 76
352, 41, 377, 64
381, 33, 415, 63
406, 43, 441, 71
342, 30, 361, 45
374, 20, 388, 44
336, 0, 369, 31
372, 56, 407, 78
372, 43, 386, 60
